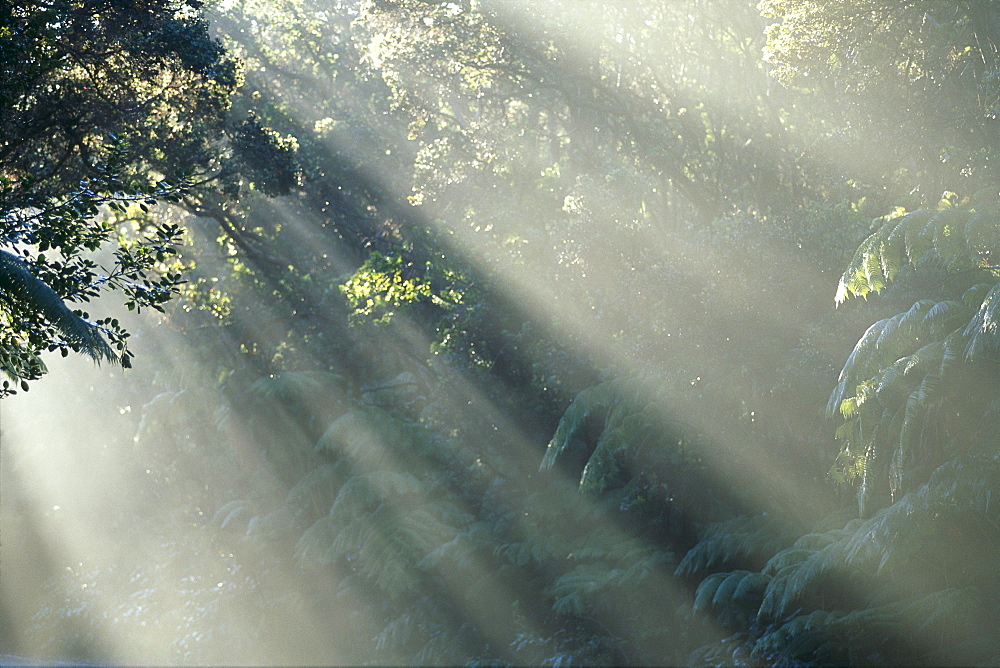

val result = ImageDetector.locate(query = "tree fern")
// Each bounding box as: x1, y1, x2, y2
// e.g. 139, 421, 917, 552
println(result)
690, 455, 1000, 664
541, 375, 708, 496
834, 203, 998, 304
830, 199, 1000, 511
765, 455, 999, 654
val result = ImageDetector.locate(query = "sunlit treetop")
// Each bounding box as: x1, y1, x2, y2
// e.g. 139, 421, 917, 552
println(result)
0, 0, 262, 394
759, 0, 996, 90
0, 0, 240, 195
760, 0, 1000, 204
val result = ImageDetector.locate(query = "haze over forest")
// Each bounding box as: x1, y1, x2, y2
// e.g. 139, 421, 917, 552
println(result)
3, 1, 1000, 665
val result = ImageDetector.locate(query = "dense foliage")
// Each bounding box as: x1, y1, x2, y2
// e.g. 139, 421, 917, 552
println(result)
6, 0, 1000, 665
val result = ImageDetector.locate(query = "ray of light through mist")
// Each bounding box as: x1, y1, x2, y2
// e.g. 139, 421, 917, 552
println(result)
4, 0, 990, 665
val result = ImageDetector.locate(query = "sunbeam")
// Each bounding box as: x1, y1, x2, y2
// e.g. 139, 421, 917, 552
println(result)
4, 1, 1000, 666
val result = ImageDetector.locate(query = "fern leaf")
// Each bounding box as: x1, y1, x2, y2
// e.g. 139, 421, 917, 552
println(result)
710, 570, 752, 609
836, 232, 886, 302
762, 547, 815, 576
542, 375, 705, 496
928, 209, 976, 271
540, 378, 627, 471
828, 318, 890, 416
891, 367, 943, 494
358, 504, 462, 597
922, 300, 971, 339
962, 282, 993, 309
887, 300, 935, 355
578, 407, 627, 494
0, 249, 116, 364
792, 530, 842, 552
753, 609, 834, 661
693, 571, 729, 614
244, 506, 301, 543
286, 462, 344, 515
675, 514, 793, 578
907, 208, 940, 265
316, 407, 427, 470
963, 206, 1000, 257
547, 560, 650, 617
212, 499, 253, 529
552, 591, 586, 616
248, 370, 346, 401
731, 571, 771, 603
328, 470, 426, 518
964, 281, 1000, 359
294, 513, 337, 567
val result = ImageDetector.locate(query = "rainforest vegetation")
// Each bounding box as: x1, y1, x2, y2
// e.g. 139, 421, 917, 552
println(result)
3, 0, 1000, 665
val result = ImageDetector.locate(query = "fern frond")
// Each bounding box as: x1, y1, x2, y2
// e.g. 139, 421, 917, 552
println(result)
316, 499, 469, 598
578, 405, 628, 494
540, 378, 629, 471
375, 608, 422, 653
836, 230, 890, 302
762, 547, 815, 576
759, 452, 1000, 642
350, 503, 464, 598
549, 563, 619, 616
376, 596, 463, 665
248, 370, 346, 402
692, 571, 730, 615
709, 570, 769, 620
243, 506, 302, 543
541, 375, 705, 496
923, 300, 971, 339
774, 542, 843, 621
316, 407, 426, 470
962, 282, 993, 308
211, 499, 254, 530
964, 281, 1000, 359
891, 363, 944, 494
753, 609, 835, 662
792, 529, 846, 552
675, 514, 794, 579
328, 470, 426, 519
0, 249, 116, 364
493, 538, 561, 568
828, 318, 891, 416
415, 523, 493, 573
929, 209, 976, 271
963, 205, 1000, 257
285, 462, 345, 517
294, 512, 337, 567
829, 288, 978, 509
836, 205, 995, 308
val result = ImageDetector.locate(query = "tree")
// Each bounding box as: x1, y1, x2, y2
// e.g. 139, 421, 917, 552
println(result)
0, 0, 247, 392
0, 143, 187, 390
759, 0, 1000, 207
